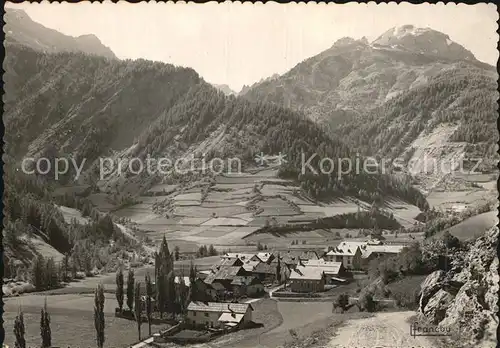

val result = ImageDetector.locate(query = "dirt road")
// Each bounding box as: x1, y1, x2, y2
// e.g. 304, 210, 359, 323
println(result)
326, 311, 435, 348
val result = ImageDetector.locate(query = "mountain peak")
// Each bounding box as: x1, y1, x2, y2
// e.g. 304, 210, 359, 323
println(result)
372, 25, 476, 61
5, 7, 117, 60
332, 37, 368, 48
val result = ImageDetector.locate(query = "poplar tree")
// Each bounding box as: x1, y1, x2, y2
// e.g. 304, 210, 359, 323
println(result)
94, 284, 105, 348
40, 298, 51, 348
116, 268, 124, 312
134, 281, 142, 341
145, 273, 153, 336
14, 309, 26, 348
127, 268, 135, 311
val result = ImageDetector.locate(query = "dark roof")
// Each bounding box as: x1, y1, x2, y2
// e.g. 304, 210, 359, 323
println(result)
252, 262, 276, 275
204, 266, 244, 284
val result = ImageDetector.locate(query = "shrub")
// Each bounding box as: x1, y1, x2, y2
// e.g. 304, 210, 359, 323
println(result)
357, 291, 376, 312
392, 288, 420, 309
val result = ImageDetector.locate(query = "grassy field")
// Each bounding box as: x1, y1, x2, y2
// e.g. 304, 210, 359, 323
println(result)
435, 211, 497, 240
106, 169, 424, 253
426, 189, 495, 211
3, 293, 167, 348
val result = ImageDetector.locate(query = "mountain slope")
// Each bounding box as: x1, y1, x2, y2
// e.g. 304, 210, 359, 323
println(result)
242, 26, 493, 126
4, 44, 429, 208
241, 25, 498, 185
4, 39, 433, 281
4, 8, 117, 59
333, 64, 498, 188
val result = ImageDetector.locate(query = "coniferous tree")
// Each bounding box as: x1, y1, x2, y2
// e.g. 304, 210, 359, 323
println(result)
116, 268, 124, 312
126, 268, 135, 311
188, 261, 198, 302
45, 257, 59, 290
156, 272, 166, 319
31, 254, 46, 291
61, 253, 70, 282
14, 309, 26, 348
177, 276, 189, 315
40, 298, 51, 348
94, 284, 105, 348
166, 271, 176, 316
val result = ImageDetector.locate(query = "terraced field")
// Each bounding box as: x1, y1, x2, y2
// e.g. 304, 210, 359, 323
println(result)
109, 168, 424, 251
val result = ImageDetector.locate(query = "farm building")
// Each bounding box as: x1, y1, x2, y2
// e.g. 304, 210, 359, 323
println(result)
300, 259, 347, 284
251, 262, 276, 282
289, 266, 325, 293
186, 301, 254, 329
231, 276, 264, 297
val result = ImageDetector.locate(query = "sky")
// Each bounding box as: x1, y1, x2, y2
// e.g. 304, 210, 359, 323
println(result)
6, 1, 499, 92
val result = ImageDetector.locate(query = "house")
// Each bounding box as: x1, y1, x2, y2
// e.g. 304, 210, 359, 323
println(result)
301, 259, 346, 284
289, 266, 325, 293
214, 257, 244, 270
251, 252, 275, 264
190, 278, 218, 301
186, 301, 254, 329
204, 266, 249, 298
273, 250, 320, 268
231, 276, 264, 297
324, 241, 364, 269
360, 244, 406, 268
251, 262, 276, 282
324, 240, 405, 270
242, 260, 260, 272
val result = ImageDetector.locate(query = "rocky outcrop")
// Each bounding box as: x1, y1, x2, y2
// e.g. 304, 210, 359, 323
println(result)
419, 269, 445, 311
419, 226, 499, 347
423, 289, 454, 324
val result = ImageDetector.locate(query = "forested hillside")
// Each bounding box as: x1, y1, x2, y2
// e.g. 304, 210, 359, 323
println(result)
333, 64, 498, 170
241, 27, 498, 173
4, 43, 430, 269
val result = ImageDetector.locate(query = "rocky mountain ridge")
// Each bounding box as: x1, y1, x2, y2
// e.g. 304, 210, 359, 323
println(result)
372, 25, 476, 61
241, 25, 498, 186
4, 8, 117, 59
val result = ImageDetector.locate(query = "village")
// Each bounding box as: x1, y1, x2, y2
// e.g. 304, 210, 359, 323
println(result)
134, 236, 407, 346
